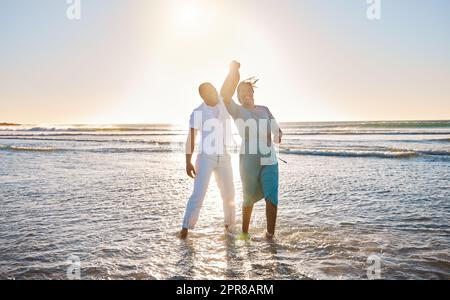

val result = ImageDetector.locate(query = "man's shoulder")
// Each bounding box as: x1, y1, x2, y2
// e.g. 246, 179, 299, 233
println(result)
218, 96, 229, 108
191, 103, 205, 114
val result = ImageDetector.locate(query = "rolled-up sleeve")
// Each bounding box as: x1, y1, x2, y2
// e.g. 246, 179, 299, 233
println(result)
189, 110, 202, 130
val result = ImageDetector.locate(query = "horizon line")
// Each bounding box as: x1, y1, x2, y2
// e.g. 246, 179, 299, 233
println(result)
2, 119, 450, 127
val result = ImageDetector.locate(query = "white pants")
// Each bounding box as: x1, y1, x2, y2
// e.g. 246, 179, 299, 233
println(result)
182, 154, 235, 231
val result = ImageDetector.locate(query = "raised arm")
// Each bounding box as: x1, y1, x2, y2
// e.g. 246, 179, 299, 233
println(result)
220, 61, 241, 104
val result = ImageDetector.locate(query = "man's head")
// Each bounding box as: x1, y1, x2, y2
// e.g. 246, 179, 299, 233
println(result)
199, 83, 219, 107
237, 77, 258, 108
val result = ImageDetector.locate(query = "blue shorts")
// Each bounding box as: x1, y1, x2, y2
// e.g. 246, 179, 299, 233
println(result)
240, 155, 279, 207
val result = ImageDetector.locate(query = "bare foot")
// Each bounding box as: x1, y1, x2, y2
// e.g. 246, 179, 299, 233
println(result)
265, 231, 275, 241
225, 225, 235, 235
180, 228, 188, 239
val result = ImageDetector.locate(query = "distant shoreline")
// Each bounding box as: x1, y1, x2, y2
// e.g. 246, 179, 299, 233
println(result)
0, 120, 449, 127
0, 123, 19, 126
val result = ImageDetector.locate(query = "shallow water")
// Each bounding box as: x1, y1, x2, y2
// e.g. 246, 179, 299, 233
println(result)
0, 121, 449, 280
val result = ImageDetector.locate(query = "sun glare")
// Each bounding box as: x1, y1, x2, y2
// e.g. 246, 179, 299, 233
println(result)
175, 3, 201, 27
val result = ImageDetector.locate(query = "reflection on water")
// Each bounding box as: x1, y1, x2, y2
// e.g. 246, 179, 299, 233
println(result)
174, 239, 196, 280
172, 232, 311, 280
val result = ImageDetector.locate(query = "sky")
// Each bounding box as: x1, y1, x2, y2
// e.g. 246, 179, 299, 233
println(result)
0, 0, 449, 124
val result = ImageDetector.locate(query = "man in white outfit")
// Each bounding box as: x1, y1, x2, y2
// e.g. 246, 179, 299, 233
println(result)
180, 61, 240, 238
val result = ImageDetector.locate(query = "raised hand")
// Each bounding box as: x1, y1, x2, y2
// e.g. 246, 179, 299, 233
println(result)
221, 61, 241, 101
230, 60, 241, 71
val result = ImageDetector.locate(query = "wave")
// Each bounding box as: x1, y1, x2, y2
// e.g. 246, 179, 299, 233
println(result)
3, 130, 449, 136
279, 148, 450, 159
280, 149, 417, 159
281, 120, 450, 129
0, 145, 61, 153
2, 121, 449, 134
430, 138, 450, 143
86, 148, 175, 154
0, 144, 179, 154
0, 136, 180, 146
2, 142, 449, 160
0, 125, 183, 133
418, 150, 450, 156
283, 131, 450, 136
391, 138, 450, 144
0, 133, 184, 138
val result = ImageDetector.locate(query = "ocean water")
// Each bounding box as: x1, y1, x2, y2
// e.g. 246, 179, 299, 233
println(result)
0, 121, 449, 280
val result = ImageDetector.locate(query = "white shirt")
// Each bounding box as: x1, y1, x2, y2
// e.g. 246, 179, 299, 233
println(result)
189, 97, 234, 155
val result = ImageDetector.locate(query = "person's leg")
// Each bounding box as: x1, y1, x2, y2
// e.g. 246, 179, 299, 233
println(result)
261, 164, 279, 238
242, 204, 254, 234
181, 156, 214, 238
215, 155, 236, 233
265, 200, 278, 237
